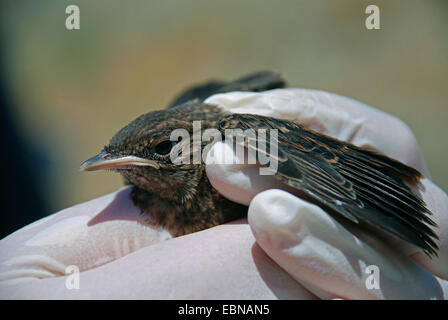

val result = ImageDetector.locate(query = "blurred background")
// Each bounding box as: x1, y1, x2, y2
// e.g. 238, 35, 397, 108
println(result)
0, 0, 447, 237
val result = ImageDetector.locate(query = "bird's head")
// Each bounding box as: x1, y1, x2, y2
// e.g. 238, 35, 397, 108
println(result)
80, 102, 222, 203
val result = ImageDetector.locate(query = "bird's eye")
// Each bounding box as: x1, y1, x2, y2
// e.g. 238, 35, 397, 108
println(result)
155, 140, 174, 156
219, 119, 229, 130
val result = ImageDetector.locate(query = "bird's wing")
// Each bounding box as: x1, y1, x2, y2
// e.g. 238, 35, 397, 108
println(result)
168, 71, 286, 108
168, 81, 227, 107
218, 113, 439, 257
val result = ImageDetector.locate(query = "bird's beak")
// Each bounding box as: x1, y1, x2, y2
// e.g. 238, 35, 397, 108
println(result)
80, 151, 160, 171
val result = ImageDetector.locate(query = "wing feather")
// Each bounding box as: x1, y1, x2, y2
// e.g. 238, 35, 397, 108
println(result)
218, 113, 438, 257
168, 71, 286, 108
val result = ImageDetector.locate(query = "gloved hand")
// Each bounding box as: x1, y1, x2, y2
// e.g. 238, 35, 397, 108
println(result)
204, 88, 448, 299
0, 89, 446, 299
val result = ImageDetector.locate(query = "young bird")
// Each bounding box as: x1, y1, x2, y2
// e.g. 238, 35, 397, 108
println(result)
80, 71, 438, 256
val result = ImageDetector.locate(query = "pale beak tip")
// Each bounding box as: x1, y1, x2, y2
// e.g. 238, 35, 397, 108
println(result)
80, 151, 110, 172
79, 161, 91, 172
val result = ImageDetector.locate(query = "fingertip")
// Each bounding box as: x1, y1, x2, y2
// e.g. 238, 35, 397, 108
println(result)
248, 189, 334, 250
205, 142, 287, 206
248, 190, 312, 231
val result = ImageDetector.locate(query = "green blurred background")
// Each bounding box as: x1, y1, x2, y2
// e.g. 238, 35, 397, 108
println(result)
1, 0, 447, 221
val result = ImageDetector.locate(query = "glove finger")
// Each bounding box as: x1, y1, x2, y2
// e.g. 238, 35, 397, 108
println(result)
248, 189, 444, 300
0, 187, 172, 285
205, 141, 289, 205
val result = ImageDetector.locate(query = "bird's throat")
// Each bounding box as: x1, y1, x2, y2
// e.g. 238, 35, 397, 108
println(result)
130, 180, 247, 237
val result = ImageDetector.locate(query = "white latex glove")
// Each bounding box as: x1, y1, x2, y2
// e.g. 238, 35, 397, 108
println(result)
1, 89, 446, 300
205, 89, 448, 299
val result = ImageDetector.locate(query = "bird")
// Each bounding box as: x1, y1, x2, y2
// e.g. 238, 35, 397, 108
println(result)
80, 71, 439, 257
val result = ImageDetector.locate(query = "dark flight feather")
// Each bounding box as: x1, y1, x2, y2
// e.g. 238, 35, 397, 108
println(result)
168, 71, 286, 108
218, 113, 438, 257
